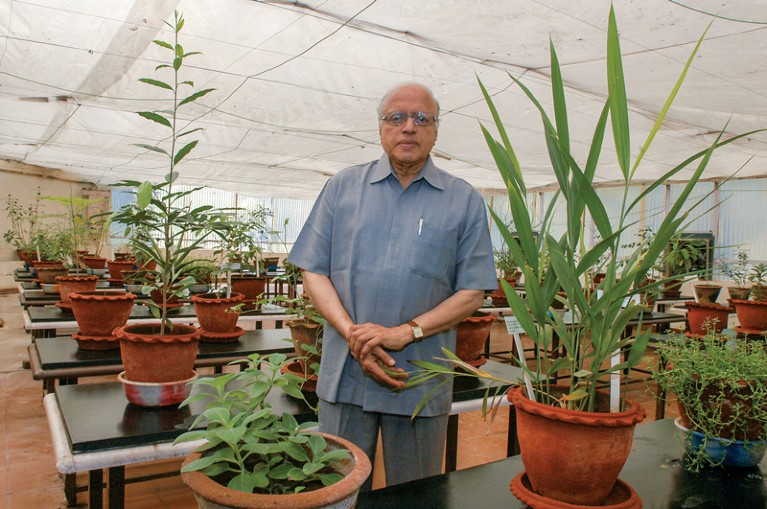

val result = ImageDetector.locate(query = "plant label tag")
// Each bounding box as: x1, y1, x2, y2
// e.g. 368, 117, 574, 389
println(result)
562, 311, 574, 324
504, 316, 525, 335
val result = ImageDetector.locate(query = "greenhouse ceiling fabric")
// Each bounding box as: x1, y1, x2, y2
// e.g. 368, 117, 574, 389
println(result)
0, 0, 765, 199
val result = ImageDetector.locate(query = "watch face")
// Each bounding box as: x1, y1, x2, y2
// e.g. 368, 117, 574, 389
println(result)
413, 325, 424, 338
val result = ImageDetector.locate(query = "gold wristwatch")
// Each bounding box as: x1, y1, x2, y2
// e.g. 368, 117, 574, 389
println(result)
408, 320, 424, 342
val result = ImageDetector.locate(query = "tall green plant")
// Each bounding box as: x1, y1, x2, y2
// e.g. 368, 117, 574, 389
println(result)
409, 7, 762, 414
111, 11, 225, 333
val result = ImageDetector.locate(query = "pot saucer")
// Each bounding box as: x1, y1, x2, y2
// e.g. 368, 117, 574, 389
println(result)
199, 326, 246, 343
510, 472, 641, 509
735, 326, 767, 337
71, 332, 120, 350
54, 301, 74, 314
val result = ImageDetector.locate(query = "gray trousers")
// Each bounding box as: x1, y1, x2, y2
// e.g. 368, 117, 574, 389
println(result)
318, 398, 448, 491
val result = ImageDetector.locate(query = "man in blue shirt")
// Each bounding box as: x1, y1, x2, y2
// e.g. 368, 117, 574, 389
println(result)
288, 83, 497, 489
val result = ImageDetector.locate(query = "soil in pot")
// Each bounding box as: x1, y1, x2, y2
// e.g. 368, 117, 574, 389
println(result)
508, 385, 645, 506
114, 323, 201, 383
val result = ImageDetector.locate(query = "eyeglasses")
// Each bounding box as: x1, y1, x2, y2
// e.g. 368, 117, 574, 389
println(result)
380, 111, 439, 127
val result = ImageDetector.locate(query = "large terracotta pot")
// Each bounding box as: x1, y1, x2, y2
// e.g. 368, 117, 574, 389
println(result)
36, 266, 69, 284
455, 311, 495, 367
685, 301, 732, 337
508, 385, 645, 506
191, 292, 244, 342
230, 275, 267, 310
732, 299, 767, 333
286, 319, 322, 377
181, 432, 371, 509
114, 323, 201, 383
69, 290, 137, 350
107, 260, 136, 281
55, 275, 99, 304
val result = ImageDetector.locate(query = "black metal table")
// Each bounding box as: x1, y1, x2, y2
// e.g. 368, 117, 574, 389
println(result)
45, 359, 523, 508
29, 329, 296, 393
357, 417, 767, 509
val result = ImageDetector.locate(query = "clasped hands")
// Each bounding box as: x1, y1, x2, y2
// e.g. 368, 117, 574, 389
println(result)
346, 322, 413, 390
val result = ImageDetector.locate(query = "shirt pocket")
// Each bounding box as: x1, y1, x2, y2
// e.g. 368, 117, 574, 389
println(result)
409, 224, 457, 280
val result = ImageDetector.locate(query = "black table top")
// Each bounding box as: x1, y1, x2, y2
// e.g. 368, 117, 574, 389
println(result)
55, 360, 522, 454
357, 418, 767, 509
34, 329, 294, 370
26, 303, 198, 323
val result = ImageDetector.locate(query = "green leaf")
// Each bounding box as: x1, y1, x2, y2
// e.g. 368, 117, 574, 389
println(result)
138, 78, 173, 91
302, 462, 325, 475
178, 88, 216, 107
138, 111, 172, 128
153, 39, 173, 50
136, 181, 153, 209
562, 389, 588, 402
318, 472, 345, 487
606, 6, 630, 178
173, 140, 198, 165
133, 143, 169, 156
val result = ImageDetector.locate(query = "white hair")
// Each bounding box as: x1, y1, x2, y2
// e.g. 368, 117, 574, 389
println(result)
377, 83, 441, 119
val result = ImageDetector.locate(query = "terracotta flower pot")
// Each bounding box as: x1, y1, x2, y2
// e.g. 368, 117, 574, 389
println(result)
230, 275, 267, 310
107, 260, 136, 281
55, 275, 99, 304
732, 299, 767, 333
490, 276, 520, 306
81, 256, 107, 269
114, 323, 201, 384
455, 311, 495, 367
29, 260, 65, 270
181, 432, 371, 509
508, 386, 645, 506
69, 290, 137, 350
286, 319, 322, 376
36, 266, 69, 284
191, 292, 243, 335
685, 301, 732, 337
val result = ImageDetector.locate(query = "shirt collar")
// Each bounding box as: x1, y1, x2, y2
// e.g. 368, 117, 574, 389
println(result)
369, 154, 445, 190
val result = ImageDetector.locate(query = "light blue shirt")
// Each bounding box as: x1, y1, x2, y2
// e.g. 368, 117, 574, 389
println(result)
288, 154, 497, 416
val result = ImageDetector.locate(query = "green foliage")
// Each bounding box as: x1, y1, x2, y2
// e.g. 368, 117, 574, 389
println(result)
749, 263, 767, 301
214, 207, 272, 273
658, 235, 704, 278
652, 331, 767, 471
4, 190, 40, 255
719, 247, 750, 288
493, 247, 518, 279
110, 11, 228, 332
186, 258, 219, 286
407, 8, 762, 415
175, 353, 350, 494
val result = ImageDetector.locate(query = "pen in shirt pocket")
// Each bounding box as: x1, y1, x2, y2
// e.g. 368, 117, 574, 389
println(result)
418, 218, 423, 236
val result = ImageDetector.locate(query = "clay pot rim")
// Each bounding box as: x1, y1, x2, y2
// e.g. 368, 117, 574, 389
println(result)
281, 358, 319, 382
286, 319, 321, 330
117, 370, 198, 386
70, 290, 137, 302
731, 299, 767, 306
462, 313, 496, 324
114, 323, 201, 344
190, 292, 244, 304
508, 385, 646, 427
55, 275, 99, 282
684, 301, 733, 311
181, 432, 371, 509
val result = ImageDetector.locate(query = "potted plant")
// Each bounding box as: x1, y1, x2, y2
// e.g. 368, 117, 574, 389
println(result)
730, 262, 767, 334
4, 189, 41, 264
720, 247, 751, 300
657, 235, 704, 299
407, 8, 756, 507
174, 352, 370, 507
108, 11, 227, 405
215, 207, 271, 309
652, 331, 767, 471
271, 294, 325, 386
490, 246, 519, 306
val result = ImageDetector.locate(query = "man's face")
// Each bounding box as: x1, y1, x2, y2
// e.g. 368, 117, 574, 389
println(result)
379, 86, 438, 171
